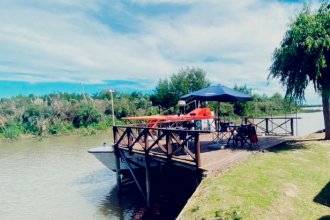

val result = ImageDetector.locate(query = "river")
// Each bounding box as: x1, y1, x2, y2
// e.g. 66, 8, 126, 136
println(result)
0, 110, 325, 220
250, 109, 325, 136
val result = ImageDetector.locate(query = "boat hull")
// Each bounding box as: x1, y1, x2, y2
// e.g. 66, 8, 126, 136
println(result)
88, 146, 158, 173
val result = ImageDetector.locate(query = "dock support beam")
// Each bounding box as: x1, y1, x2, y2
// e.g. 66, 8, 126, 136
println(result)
145, 156, 151, 208
119, 149, 147, 202
113, 126, 121, 191
114, 146, 121, 191
193, 133, 201, 187
144, 131, 152, 208
194, 133, 201, 169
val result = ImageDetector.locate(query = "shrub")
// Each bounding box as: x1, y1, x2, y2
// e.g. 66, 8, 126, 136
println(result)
3, 121, 22, 139
80, 127, 97, 136
22, 104, 50, 135
48, 122, 64, 135
73, 104, 102, 128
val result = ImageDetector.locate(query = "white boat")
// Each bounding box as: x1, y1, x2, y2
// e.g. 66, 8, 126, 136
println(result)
88, 145, 159, 174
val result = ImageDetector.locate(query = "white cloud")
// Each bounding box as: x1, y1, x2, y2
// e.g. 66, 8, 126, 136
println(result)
0, 0, 322, 103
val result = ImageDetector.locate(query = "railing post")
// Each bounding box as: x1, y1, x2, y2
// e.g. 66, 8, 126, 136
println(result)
290, 118, 294, 136
127, 127, 132, 154
265, 118, 269, 135
166, 131, 172, 161
244, 117, 248, 125
194, 132, 201, 169
113, 126, 121, 191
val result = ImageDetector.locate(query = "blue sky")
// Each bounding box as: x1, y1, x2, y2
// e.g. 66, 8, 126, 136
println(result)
0, 0, 322, 104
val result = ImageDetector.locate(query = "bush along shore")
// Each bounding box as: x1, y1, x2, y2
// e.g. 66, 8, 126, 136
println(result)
0, 68, 306, 140
0, 91, 302, 140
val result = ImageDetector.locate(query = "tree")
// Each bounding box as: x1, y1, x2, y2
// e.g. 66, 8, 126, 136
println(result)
151, 67, 210, 109
269, 2, 330, 139
73, 103, 102, 128
233, 85, 252, 116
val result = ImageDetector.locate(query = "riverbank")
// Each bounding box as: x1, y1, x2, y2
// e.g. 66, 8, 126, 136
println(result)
0, 126, 114, 142
178, 132, 330, 219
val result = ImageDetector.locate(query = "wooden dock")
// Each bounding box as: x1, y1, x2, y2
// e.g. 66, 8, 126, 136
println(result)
113, 125, 295, 206
113, 126, 295, 174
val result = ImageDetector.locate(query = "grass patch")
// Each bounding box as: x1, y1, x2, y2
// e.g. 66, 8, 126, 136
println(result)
180, 139, 330, 220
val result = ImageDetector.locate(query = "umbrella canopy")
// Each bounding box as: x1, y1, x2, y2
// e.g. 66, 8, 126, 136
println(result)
181, 84, 253, 102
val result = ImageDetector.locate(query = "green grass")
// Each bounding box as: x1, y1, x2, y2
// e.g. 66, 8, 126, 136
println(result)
180, 139, 330, 220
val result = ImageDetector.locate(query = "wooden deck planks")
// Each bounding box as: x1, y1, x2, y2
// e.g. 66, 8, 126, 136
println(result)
195, 133, 292, 177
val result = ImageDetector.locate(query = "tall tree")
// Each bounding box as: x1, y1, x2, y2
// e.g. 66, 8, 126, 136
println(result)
151, 67, 210, 109
269, 2, 330, 139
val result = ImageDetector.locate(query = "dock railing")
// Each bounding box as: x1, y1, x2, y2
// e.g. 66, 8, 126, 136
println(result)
113, 125, 209, 207
243, 116, 301, 136
113, 125, 210, 169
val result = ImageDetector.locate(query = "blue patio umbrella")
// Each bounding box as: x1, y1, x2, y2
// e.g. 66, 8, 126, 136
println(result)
181, 84, 253, 144
181, 84, 253, 102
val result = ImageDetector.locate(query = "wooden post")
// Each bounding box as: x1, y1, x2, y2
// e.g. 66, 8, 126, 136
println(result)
144, 130, 151, 208
244, 117, 248, 125
166, 131, 172, 161
113, 126, 121, 191
145, 155, 151, 208
290, 118, 294, 136
193, 132, 201, 187
265, 118, 269, 135
194, 133, 201, 169
127, 127, 132, 154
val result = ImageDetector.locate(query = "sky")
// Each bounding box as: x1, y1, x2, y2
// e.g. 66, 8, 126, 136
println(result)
0, 0, 323, 104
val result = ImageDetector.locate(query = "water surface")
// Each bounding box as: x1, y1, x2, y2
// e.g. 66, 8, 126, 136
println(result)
0, 132, 145, 220
0, 110, 325, 220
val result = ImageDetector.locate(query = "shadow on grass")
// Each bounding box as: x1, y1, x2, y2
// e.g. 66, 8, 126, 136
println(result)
314, 181, 330, 208
267, 142, 307, 153
318, 216, 330, 220
294, 138, 325, 142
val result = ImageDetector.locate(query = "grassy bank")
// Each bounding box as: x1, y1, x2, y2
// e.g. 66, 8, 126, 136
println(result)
179, 133, 330, 219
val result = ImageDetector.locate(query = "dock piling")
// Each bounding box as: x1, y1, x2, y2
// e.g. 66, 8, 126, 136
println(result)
145, 155, 151, 208
113, 126, 121, 191
114, 146, 121, 191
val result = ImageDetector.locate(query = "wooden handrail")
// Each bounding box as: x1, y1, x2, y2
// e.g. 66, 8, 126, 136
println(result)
113, 125, 208, 168
243, 116, 301, 136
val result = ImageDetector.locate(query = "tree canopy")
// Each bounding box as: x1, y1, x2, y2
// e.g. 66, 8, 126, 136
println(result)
150, 67, 210, 109
269, 2, 330, 99
269, 1, 330, 138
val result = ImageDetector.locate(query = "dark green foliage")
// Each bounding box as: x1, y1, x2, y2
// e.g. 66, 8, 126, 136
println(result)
213, 208, 242, 220
232, 85, 297, 117
73, 104, 102, 128
0, 87, 155, 138
269, 3, 330, 100
269, 1, 330, 139
233, 85, 252, 116
2, 121, 23, 139
22, 104, 50, 135
47, 121, 73, 135
151, 67, 210, 109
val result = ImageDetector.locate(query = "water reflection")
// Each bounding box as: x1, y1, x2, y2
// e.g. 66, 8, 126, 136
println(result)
97, 187, 145, 220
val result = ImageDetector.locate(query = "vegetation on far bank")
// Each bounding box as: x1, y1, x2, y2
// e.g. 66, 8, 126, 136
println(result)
0, 67, 301, 140
179, 134, 330, 219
